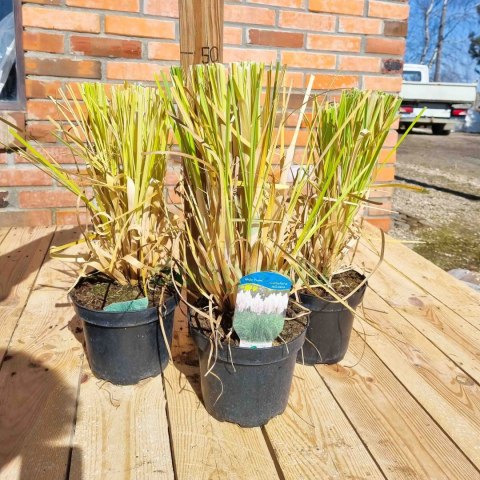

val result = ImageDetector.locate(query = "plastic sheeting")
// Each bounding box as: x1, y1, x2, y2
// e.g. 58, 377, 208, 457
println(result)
0, 12, 16, 95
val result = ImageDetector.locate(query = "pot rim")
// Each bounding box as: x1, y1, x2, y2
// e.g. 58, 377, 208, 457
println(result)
300, 269, 367, 304
70, 291, 178, 328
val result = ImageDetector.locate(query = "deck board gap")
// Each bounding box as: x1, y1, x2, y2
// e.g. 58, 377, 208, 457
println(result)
0, 227, 11, 248
66, 355, 85, 480
162, 371, 179, 480
260, 427, 286, 480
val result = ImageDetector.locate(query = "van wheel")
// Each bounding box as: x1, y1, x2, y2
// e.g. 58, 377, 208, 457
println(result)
432, 124, 450, 135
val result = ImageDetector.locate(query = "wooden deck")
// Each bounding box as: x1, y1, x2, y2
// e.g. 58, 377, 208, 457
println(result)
1, 225, 480, 479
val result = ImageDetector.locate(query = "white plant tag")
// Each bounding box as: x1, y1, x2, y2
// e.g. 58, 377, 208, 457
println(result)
233, 272, 292, 349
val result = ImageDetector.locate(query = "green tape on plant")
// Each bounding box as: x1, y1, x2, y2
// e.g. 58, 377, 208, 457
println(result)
103, 297, 148, 312
233, 272, 291, 348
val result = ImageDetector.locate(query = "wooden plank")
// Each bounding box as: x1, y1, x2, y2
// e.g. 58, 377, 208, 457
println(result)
0, 227, 84, 480
317, 333, 480, 479
263, 364, 384, 479
362, 224, 480, 330
179, 0, 224, 71
69, 367, 174, 479
354, 242, 480, 384
0, 226, 56, 363
360, 288, 480, 471
163, 361, 280, 480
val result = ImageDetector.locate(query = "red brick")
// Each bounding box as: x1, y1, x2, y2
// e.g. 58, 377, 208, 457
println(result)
279, 11, 335, 31
339, 56, 381, 73
71, 36, 142, 59
16, 147, 78, 164
384, 129, 398, 147
384, 20, 408, 37
286, 93, 313, 110
19, 190, 78, 208
25, 58, 101, 79
309, 0, 364, 16
284, 71, 305, 88
282, 51, 335, 69
0, 113, 25, 149
26, 79, 61, 99
22, 6, 100, 33
248, 0, 303, 7
0, 210, 53, 227
307, 34, 361, 52
26, 123, 59, 143
0, 153, 7, 164
365, 216, 391, 232
224, 48, 277, 63
369, 1, 409, 20
284, 129, 309, 147
367, 199, 393, 216
106, 62, 169, 81
369, 188, 392, 200
25, 79, 83, 99
26, 100, 84, 121
366, 37, 405, 55
224, 27, 243, 46
105, 15, 175, 39
0, 168, 52, 186
364, 75, 403, 92
56, 209, 90, 225
148, 42, 180, 61
313, 74, 359, 90
379, 149, 396, 164
66, 0, 139, 12
225, 5, 276, 26
144, 0, 178, 17
248, 29, 304, 48
339, 17, 382, 34
23, 31, 64, 54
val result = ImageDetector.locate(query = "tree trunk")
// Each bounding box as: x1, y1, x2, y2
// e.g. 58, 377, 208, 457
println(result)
420, 0, 435, 64
433, 0, 449, 81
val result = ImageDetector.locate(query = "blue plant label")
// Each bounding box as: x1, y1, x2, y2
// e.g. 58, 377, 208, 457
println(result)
233, 271, 292, 349
104, 296, 148, 312
239, 271, 292, 291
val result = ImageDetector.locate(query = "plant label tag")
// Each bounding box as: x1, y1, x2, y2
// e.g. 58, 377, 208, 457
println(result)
233, 272, 292, 349
103, 297, 148, 312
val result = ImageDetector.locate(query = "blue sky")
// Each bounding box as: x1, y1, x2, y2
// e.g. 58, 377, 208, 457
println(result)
405, 0, 480, 83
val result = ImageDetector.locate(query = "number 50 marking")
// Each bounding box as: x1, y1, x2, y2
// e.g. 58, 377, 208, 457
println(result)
201, 46, 219, 64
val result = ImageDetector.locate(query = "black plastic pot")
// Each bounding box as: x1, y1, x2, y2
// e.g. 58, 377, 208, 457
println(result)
190, 314, 307, 428
297, 277, 367, 365
71, 293, 178, 385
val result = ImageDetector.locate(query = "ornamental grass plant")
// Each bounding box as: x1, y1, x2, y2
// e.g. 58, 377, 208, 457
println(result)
167, 62, 328, 315
299, 90, 406, 291
7, 83, 174, 291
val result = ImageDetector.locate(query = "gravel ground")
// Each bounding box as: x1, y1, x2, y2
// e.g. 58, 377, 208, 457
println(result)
390, 131, 480, 272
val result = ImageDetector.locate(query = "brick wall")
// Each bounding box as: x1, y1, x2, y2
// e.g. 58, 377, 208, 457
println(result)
0, 0, 409, 228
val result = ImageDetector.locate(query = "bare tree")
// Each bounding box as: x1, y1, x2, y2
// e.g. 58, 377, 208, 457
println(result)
420, 0, 435, 63
433, 0, 450, 81
407, 0, 480, 81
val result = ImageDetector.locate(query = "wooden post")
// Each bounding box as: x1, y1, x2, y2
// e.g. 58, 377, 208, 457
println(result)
178, 0, 224, 71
